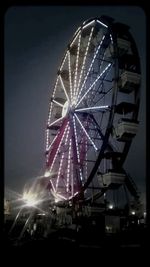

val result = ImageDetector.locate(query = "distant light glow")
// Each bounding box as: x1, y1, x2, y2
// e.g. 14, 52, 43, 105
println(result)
109, 204, 113, 209
131, 211, 135, 215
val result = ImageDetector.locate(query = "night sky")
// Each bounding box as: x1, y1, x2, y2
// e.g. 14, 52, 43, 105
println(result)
4, 6, 146, 203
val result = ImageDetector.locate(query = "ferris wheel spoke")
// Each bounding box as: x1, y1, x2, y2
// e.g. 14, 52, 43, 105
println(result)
96, 19, 108, 28
89, 114, 117, 152
76, 63, 112, 107
66, 139, 72, 193
49, 122, 69, 172
52, 99, 63, 108
53, 126, 70, 195
82, 19, 95, 29
97, 85, 113, 104
74, 113, 98, 151
59, 75, 70, 102
52, 123, 70, 192
47, 116, 64, 128
50, 180, 56, 192
72, 116, 83, 182
46, 132, 59, 153
67, 51, 73, 102
75, 105, 109, 113
73, 33, 81, 99
56, 153, 65, 192
76, 34, 106, 104
75, 27, 94, 101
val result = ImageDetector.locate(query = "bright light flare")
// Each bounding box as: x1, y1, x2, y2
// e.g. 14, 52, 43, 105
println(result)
22, 191, 40, 207
44, 170, 51, 177
108, 204, 113, 209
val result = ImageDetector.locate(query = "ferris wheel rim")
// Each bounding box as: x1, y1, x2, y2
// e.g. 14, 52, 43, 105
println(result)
45, 16, 141, 203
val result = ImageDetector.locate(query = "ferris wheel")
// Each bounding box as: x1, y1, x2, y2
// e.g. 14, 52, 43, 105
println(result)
44, 16, 141, 206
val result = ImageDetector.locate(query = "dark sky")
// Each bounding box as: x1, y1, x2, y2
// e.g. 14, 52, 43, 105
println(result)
4, 6, 146, 202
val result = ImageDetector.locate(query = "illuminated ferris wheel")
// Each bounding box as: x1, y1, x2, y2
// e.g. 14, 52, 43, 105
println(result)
44, 16, 141, 205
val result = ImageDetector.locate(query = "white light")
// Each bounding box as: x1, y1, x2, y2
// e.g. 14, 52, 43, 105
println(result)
73, 116, 83, 181
64, 125, 70, 145
68, 191, 79, 199
131, 211, 135, 215
96, 19, 108, 28
46, 129, 49, 151
75, 105, 109, 112
22, 193, 39, 208
76, 63, 111, 107
66, 139, 72, 192
56, 153, 64, 191
82, 20, 95, 29
52, 76, 59, 98
74, 114, 98, 151
76, 34, 105, 104
49, 123, 69, 174
67, 51, 73, 101
48, 102, 53, 125
48, 116, 64, 128
144, 212, 146, 218
70, 30, 80, 47
73, 27, 81, 38
50, 180, 55, 192
46, 133, 59, 152
110, 34, 113, 43
60, 52, 68, 71
44, 170, 51, 177
109, 204, 113, 209
59, 75, 70, 102
76, 27, 94, 100
52, 190, 67, 201
52, 99, 63, 107
73, 33, 81, 98
62, 101, 69, 117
